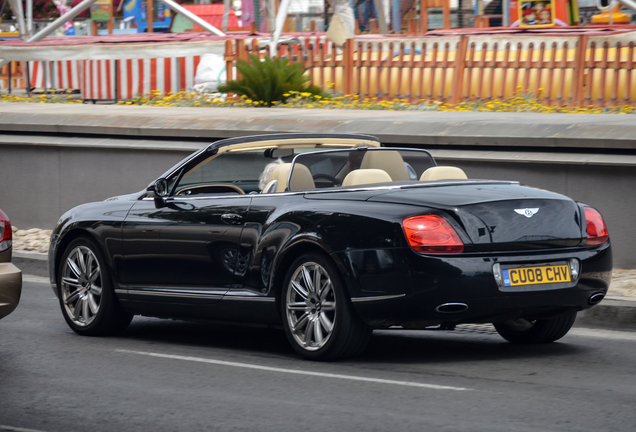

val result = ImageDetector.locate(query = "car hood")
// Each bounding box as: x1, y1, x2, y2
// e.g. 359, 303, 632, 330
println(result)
104, 190, 145, 202
366, 181, 583, 251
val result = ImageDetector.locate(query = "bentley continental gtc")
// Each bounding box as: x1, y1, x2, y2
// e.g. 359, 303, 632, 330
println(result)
48, 133, 612, 360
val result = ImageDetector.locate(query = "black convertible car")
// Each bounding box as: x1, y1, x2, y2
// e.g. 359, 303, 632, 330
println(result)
48, 133, 612, 360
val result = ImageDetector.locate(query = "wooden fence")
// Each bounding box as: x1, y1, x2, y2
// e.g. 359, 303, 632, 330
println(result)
3, 33, 636, 106
224, 34, 636, 106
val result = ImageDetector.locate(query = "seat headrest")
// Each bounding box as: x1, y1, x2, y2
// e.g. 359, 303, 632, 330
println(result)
289, 163, 316, 191
361, 151, 409, 181
342, 169, 393, 187
269, 163, 293, 192
420, 166, 468, 181
269, 163, 315, 192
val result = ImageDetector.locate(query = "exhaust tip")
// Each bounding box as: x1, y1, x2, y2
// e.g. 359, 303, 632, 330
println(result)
435, 303, 469, 314
588, 292, 605, 305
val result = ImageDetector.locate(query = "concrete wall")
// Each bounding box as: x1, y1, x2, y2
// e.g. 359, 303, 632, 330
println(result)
439, 159, 635, 268
0, 144, 193, 229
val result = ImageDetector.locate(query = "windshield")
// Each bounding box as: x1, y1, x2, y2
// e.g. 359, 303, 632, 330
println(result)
172, 150, 293, 195
170, 147, 350, 196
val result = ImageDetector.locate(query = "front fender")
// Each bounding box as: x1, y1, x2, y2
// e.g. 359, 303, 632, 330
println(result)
48, 200, 136, 297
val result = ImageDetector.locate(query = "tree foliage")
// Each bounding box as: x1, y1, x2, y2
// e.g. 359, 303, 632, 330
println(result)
218, 54, 323, 107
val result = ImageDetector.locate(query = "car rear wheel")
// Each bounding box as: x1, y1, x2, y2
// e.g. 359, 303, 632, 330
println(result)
281, 253, 371, 360
58, 238, 132, 336
493, 313, 577, 344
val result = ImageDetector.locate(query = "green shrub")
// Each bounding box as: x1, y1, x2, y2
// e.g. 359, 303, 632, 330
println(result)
218, 54, 323, 107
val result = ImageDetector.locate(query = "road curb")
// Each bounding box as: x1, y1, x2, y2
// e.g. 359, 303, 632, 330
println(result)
576, 300, 636, 331
14, 252, 634, 332
13, 251, 48, 279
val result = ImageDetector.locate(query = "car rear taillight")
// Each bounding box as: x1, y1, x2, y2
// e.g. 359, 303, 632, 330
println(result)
0, 209, 12, 253
403, 215, 464, 253
584, 207, 609, 245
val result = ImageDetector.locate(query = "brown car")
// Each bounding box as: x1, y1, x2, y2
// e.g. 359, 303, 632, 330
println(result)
0, 208, 21, 319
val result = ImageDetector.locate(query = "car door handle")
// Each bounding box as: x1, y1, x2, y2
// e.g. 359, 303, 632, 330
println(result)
221, 213, 243, 224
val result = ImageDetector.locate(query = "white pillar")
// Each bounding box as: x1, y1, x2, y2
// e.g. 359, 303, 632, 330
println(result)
26, 0, 33, 36
0, 0, 100, 68
270, 0, 292, 53
7, 0, 27, 39
618, 0, 636, 11
223, 0, 231, 31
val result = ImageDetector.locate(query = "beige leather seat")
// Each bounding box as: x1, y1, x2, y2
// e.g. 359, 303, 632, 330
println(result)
420, 166, 468, 181
360, 151, 409, 181
266, 163, 316, 192
342, 169, 392, 187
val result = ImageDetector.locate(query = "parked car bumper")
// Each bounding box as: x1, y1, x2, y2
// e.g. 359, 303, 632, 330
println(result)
0, 262, 22, 319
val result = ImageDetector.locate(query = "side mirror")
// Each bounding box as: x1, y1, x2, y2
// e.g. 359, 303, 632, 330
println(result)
147, 178, 169, 207
154, 178, 169, 197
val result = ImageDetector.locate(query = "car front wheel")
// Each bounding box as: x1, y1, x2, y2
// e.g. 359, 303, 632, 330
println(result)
58, 237, 132, 336
493, 313, 577, 344
281, 253, 371, 360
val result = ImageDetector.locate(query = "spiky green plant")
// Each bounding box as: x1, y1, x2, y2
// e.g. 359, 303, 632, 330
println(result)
218, 54, 323, 106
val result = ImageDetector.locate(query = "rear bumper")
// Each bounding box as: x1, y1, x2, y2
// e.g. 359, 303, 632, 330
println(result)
0, 262, 22, 319
338, 242, 612, 328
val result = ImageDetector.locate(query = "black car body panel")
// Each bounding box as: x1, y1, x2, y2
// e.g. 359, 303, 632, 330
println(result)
48, 134, 612, 339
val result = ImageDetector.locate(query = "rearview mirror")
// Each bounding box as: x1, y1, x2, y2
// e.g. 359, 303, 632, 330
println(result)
265, 148, 294, 159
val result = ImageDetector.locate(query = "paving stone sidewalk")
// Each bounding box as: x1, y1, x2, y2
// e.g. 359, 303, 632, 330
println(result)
606, 269, 636, 301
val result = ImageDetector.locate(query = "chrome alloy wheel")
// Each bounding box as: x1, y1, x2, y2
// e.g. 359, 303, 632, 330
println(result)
60, 245, 103, 327
285, 262, 337, 351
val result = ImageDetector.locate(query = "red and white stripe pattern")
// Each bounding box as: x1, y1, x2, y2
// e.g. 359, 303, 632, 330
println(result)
81, 56, 202, 100
28, 60, 81, 90
0, 61, 25, 89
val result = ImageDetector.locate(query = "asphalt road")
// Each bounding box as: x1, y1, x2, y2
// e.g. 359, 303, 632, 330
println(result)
1, 276, 635, 432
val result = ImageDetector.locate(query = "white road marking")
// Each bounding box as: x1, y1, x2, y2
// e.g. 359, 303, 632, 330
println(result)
116, 349, 472, 391
569, 328, 636, 342
22, 275, 49, 284
0, 425, 49, 432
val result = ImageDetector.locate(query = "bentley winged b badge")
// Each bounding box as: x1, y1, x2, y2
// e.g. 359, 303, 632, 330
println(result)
514, 208, 540, 218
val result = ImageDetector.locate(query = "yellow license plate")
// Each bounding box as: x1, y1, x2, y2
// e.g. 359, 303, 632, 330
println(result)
502, 264, 570, 287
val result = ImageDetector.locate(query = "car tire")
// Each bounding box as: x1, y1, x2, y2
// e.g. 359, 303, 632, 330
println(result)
493, 313, 577, 344
58, 237, 133, 336
281, 252, 372, 360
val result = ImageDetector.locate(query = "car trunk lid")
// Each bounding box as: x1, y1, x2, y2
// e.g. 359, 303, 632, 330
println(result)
367, 182, 583, 251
